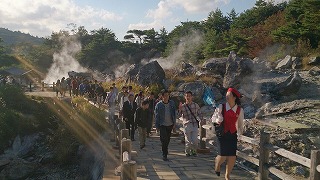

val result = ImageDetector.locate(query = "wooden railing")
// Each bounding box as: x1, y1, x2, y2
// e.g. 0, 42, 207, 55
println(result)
237, 130, 320, 180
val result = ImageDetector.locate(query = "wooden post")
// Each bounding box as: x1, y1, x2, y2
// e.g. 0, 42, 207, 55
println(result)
121, 138, 131, 162
121, 160, 137, 180
53, 82, 55, 91
117, 122, 126, 147
119, 129, 129, 154
115, 118, 120, 147
41, 82, 44, 91
29, 82, 32, 92
121, 129, 130, 141
310, 150, 320, 180
197, 121, 210, 153
113, 115, 119, 142
258, 130, 270, 180
199, 122, 206, 149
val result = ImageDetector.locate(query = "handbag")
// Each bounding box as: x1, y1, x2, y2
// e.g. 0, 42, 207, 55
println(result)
214, 104, 225, 138
186, 104, 200, 128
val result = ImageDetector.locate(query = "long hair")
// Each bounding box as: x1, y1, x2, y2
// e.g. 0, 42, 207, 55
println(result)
231, 92, 241, 106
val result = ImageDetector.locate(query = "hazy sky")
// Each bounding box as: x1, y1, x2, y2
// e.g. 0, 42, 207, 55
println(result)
0, 0, 287, 40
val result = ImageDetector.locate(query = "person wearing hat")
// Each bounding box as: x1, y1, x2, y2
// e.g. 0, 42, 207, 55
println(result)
211, 87, 244, 180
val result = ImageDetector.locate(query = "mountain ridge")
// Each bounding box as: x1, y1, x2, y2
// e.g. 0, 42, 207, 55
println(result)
0, 27, 44, 46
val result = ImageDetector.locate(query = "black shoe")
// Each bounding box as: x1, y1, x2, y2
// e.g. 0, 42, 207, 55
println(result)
162, 155, 168, 161
185, 153, 191, 157
215, 171, 220, 176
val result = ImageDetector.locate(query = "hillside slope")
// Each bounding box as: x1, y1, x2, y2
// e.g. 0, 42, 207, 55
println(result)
0, 27, 44, 46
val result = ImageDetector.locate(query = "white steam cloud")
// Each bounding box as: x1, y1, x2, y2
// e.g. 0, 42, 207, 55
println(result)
154, 30, 204, 70
44, 35, 87, 83
114, 63, 131, 79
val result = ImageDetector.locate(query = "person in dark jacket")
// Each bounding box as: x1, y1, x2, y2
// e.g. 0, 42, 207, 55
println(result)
154, 89, 176, 161
146, 92, 156, 137
123, 94, 138, 141
135, 99, 149, 149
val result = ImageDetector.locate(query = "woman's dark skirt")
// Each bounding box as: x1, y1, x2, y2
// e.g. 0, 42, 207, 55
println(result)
217, 131, 237, 156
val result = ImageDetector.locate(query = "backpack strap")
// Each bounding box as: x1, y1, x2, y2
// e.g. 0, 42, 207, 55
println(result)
221, 104, 226, 128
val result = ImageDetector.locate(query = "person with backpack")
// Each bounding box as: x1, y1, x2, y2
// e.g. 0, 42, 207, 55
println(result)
211, 87, 244, 180
178, 91, 203, 157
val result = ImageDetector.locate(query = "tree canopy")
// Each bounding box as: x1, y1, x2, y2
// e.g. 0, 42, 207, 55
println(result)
4, 0, 320, 73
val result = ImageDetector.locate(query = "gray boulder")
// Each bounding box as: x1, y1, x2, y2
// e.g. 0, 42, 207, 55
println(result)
202, 57, 227, 76
271, 71, 302, 96
135, 61, 165, 86
223, 52, 254, 88
292, 57, 302, 69
176, 81, 207, 104
243, 104, 256, 119
177, 62, 196, 77
253, 57, 271, 72
276, 55, 292, 70
308, 56, 320, 65
125, 64, 140, 83
210, 86, 223, 101
308, 66, 320, 76
177, 81, 206, 98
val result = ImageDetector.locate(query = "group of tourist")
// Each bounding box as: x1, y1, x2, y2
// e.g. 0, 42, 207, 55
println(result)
54, 77, 111, 100
116, 86, 244, 180
53, 76, 244, 179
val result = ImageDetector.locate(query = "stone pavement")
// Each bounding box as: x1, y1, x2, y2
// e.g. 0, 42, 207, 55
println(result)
131, 131, 256, 180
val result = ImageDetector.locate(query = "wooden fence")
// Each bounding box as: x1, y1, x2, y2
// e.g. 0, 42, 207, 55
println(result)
237, 130, 320, 180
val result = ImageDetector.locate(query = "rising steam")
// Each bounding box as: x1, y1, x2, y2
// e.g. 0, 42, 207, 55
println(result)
154, 30, 204, 70
44, 35, 87, 84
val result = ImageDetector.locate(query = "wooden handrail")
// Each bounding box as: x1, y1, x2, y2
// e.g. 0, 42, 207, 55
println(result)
237, 132, 319, 180
236, 151, 259, 166
238, 135, 259, 146
268, 166, 298, 180
264, 144, 311, 168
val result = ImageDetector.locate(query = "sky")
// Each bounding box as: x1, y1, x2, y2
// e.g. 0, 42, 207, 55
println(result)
0, 0, 287, 41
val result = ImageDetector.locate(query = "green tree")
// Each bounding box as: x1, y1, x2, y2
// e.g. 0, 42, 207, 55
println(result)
232, 0, 284, 29
125, 29, 145, 44
204, 9, 231, 34
78, 27, 123, 70
228, 8, 238, 24
0, 38, 5, 57
273, 0, 320, 48
157, 27, 168, 53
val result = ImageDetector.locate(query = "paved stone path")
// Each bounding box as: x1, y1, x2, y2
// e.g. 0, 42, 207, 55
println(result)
131, 131, 256, 180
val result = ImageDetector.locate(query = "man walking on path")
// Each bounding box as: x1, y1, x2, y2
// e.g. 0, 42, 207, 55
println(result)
135, 99, 149, 149
123, 94, 138, 141
147, 92, 156, 137
155, 90, 176, 161
178, 91, 203, 157
105, 87, 117, 127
